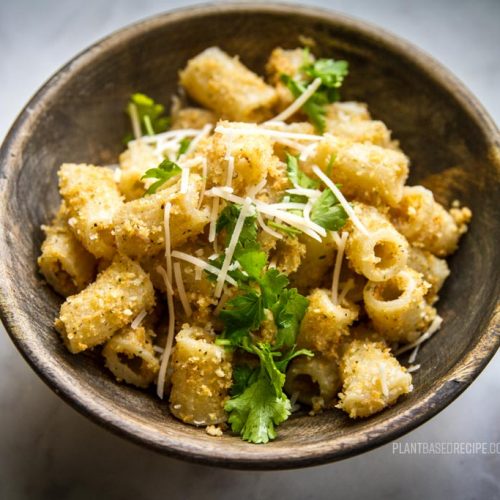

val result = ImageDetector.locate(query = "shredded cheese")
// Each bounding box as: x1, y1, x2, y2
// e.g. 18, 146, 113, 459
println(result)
156, 265, 174, 295
312, 166, 370, 237
157, 202, 175, 399
171, 251, 238, 287
130, 309, 147, 330
395, 315, 443, 356
197, 158, 208, 209
269, 78, 322, 123
214, 198, 252, 298
257, 211, 283, 239
173, 262, 192, 317
186, 123, 213, 155
215, 124, 323, 142
128, 103, 142, 140
208, 198, 220, 243
331, 231, 348, 304
407, 364, 421, 373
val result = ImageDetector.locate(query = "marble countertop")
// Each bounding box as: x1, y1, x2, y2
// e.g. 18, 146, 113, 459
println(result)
1, 1, 498, 498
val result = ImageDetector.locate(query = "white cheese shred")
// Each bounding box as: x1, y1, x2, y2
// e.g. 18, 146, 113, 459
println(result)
312, 166, 370, 237
130, 309, 147, 330
157, 202, 175, 400
171, 251, 238, 287
214, 198, 252, 298
173, 262, 192, 317
197, 158, 208, 209
407, 364, 421, 373
395, 315, 444, 357
331, 231, 348, 304
208, 198, 220, 243
257, 212, 283, 240
268, 77, 322, 123
128, 103, 142, 140
215, 124, 323, 142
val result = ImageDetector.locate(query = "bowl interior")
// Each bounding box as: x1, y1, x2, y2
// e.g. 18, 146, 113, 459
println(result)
0, 4, 499, 468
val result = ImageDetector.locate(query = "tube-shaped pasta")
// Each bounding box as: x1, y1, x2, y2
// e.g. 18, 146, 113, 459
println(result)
180, 47, 278, 122
337, 338, 413, 418
307, 136, 408, 206
118, 140, 159, 200
171, 107, 217, 130
390, 186, 472, 257
58, 163, 123, 259
284, 355, 341, 411
345, 203, 409, 282
206, 125, 282, 196
55, 254, 155, 353
38, 204, 96, 296
408, 246, 450, 304
363, 267, 435, 343
102, 326, 159, 388
169, 325, 232, 426
297, 288, 359, 358
114, 174, 210, 259
290, 232, 337, 293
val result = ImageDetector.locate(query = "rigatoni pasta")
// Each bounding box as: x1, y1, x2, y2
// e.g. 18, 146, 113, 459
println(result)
38, 44, 471, 444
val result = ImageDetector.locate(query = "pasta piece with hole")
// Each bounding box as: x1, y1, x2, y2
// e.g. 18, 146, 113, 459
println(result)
38, 204, 96, 297
408, 246, 450, 304
297, 288, 359, 359
306, 135, 408, 207
169, 324, 232, 426
55, 254, 155, 353
103, 326, 159, 388
337, 338, 413, 418
363, 267, 436, 343
345, 203, 409, 282
114, 174, 210, 259
390, 185, 471, 257
58, 163, 124, 259
180, 47, 278, 122
171, 107, 218, 130
284, 355, 341, 412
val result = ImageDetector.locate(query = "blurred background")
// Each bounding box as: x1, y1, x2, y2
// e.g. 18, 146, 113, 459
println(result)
1, 1, 499, 499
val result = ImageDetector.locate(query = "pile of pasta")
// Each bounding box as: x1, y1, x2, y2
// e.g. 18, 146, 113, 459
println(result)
38, 46, 471, 442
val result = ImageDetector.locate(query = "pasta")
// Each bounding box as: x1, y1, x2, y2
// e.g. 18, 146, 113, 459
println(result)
38, 45, 471, 444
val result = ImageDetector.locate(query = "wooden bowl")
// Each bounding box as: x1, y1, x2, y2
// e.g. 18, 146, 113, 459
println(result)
0, 3, 498, 469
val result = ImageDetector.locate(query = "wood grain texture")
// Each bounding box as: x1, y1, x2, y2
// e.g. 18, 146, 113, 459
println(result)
0, 3, 498, 469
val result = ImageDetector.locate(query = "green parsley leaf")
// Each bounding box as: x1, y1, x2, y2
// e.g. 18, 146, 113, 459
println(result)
225, 368, 291, 444
286, 153, 320, 189
274, 345, 314, 372
177, 137, 192, 159
235, 243, 267, 280
216, 204, 257, 245
273, 288, 309, 347
230, 364, 258, 397
267, 220, 302, 237
259, 268, 289, 309
141, 159, 181, 195
310, 188, 348, 231
125, 92, 170, 142
280, 53, 349, 133
219, 291, 264, 342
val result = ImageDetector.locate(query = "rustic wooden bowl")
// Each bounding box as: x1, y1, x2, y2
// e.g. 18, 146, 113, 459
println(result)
0, 3, 498, 469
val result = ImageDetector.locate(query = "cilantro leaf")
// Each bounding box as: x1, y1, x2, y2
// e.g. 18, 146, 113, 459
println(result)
177, 137, 192, 159
225, 369, 291, 444
219, 291, 264, 343
230, 364, 258, 397
141, 159, 181, 195
259, 268, 289, 308
274, 345, 314, 372
280, 53, 349, 133
285, 153, 320, 189
267, 220, 302, 237
273, 288, 309, 347
125, 92, 170, 142
216, 204, 257, 245
310, 189, 348, 231
235, 242, 267, 280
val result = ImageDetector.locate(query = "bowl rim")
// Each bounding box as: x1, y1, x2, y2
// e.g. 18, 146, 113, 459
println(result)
0, 2, 499, 470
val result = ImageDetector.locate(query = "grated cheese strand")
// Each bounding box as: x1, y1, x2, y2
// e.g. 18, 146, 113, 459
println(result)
173, 262, 192, 317
128, 103, 142, 140
130, 309, 147, 330
312, 166, 370, 237
257, 211, 283, 240
395, 315, 443, 356
186, 123, 213, 155
215, 124, 323, 142
171, 251, 238, 287
268, 77, 322, 123
331, 231, 348, 304
214, 198, 252, 298
156, 265, 174, 295
197, 158, 208, 209
407, 364, 421, 373
208, 198, 220, 243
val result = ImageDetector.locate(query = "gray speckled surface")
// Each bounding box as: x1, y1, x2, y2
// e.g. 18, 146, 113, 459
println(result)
0, 1, 499, 499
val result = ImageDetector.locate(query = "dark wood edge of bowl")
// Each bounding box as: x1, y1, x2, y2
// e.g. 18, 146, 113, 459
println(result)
0, 2, 499, 470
